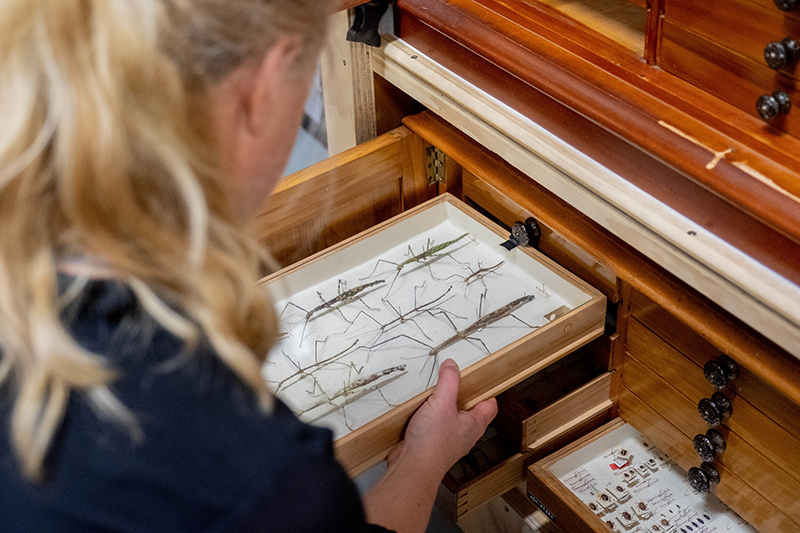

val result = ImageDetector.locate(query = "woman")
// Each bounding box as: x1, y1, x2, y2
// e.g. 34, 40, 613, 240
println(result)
0, 1, 497, 532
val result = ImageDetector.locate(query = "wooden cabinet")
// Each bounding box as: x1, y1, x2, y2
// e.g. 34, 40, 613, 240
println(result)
260, 2, 800, 528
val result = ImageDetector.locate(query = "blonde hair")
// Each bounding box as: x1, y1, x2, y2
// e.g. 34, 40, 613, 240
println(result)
0, 0, 327, 481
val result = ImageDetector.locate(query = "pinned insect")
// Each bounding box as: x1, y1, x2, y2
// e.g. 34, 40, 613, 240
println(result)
343, 283, 459, 345
268, 338, 360, 394
446, 260, 504, 294
298, 364, 407, 429
279, 279, 385, 344
363, 233, 470, 298
368, 294, 537, 387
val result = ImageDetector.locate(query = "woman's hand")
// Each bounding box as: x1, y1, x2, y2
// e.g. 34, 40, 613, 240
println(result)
389, 359, 497, 479
363, 359, 497, 533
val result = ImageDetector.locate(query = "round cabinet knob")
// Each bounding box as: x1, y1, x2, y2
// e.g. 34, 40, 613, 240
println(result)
765, 38, 800, 70
688, 463, 720, 493
698, 392, 733, 427
775, 0, 798, 11
757, 91, 792, 122
703, 355, 739, 389
693, 429, 727, 461
693, 434, 716, 462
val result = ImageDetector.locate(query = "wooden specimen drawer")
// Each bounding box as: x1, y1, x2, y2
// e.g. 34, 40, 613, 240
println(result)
259, 186, 605, 476
661, 21, 800, 136
664, 0, 800, 79
495, 335, 614, 452
526, 419, 768, 533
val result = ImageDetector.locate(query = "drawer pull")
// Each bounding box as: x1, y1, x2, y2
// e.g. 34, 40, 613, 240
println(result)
703, 354, 739, 389
698, 392, 733, 427
756, 91, 792, 122
693, 429, 726, 462
765, 38, 800, 70
688, 462, 720, 493
774, 0, 798, 11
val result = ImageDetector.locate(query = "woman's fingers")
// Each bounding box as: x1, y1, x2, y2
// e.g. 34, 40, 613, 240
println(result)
430, 358, 461, 408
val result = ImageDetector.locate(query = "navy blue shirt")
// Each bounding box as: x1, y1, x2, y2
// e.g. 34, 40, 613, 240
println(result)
0, 278, 392, 532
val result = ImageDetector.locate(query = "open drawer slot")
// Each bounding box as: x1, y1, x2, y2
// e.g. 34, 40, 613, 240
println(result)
495, 335, 614, 452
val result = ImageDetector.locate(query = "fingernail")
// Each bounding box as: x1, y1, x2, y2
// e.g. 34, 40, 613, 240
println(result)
442, 359, 459, 371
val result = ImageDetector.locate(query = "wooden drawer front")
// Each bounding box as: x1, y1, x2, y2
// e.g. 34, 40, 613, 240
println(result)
439, 409, 610, 523
661, 21, 800, 137
618, 393, 799, 533
622, 351, 800, 528
664, 0, 800, 77
496, 336, 614, 452
628, 290, 800, 443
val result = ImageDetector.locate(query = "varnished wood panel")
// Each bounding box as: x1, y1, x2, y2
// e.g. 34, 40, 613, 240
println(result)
461, 170, 619, 302
665, 0, 800, 79
395, 10, 800, 294
400, 111, 800, 408
397, 0, 800, 252
661, 21, 800, 137
626, 320, 800, 487
529, 0, 646, 55
623, 353, 800, 524
629, 290, 800, 440
619, 390, 799, 532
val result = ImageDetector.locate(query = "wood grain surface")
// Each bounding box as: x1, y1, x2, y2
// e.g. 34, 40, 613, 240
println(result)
665, 0, 800, 78
661, 21, 800, 137
395, 0, 800, 267
623, 351, 800, 524
619, 390, 800, 532
400, 111, 800, 408
629, 290, 800, 441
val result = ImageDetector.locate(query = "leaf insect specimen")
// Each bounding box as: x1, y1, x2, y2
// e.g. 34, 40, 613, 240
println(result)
363, 232, 471, 298
298, 364, 408, 429
279, 279, 385, 344
370, 294, 537, 387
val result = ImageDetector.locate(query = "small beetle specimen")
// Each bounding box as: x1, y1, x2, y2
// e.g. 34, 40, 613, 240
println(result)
363, 233, 470, 298
369, 294, 537, 387
279, 279, 385, 344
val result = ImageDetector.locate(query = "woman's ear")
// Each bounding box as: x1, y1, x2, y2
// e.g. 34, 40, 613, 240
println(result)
243, 34, 307, 135
217, 34, 316, 217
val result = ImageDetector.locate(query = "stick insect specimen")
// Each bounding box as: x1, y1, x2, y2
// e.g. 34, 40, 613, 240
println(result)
342, 284, 458, 345
279, 279, 385, 344
298, 365, 408, 429
446, 260, 504, 294
363, 233, 471, 298
369, 294, 537, 387
268, 338, 360, 394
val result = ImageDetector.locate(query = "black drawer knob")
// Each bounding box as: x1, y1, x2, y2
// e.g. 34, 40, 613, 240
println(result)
775, 0, 798, 11
765, 38, 800, 70
698, 392, 733, 427
757, 91, 792, 122
703, 354, 739, 389
693, 428, 727, 461
688, 462, 720, 493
